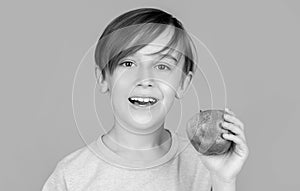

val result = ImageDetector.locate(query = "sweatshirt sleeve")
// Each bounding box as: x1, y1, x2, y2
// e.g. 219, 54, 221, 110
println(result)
42, 162, 68, 191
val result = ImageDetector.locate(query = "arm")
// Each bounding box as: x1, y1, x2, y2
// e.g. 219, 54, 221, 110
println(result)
42, 162, 68, 191
200, 108, 249, 191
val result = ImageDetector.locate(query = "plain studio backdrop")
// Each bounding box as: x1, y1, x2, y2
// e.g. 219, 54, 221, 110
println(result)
1, 0, 299, 190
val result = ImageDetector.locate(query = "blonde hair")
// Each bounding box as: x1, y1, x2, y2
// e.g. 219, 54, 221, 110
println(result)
95, 8, 197, 83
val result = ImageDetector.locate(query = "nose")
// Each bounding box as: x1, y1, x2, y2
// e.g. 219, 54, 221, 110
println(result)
137, 66, 154, 88
137, 79, 154, 87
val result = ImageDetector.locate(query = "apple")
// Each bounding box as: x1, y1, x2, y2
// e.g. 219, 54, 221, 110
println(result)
186, 109, 233, 155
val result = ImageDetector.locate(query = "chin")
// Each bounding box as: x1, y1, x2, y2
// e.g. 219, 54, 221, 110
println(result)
123, 116, 165, 134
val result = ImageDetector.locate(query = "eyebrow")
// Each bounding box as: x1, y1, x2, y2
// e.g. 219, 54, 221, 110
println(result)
127, 52, 180, 64
157, 53, 179, 63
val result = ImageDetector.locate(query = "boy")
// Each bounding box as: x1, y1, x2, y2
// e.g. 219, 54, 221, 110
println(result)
42, 8, 249, 191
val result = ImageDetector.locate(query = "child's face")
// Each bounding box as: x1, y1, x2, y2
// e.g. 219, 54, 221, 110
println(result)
100, 27, 193, 133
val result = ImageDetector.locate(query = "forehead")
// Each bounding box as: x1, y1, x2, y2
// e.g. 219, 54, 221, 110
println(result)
139, 27, 173, 53
131, 27, 184, 61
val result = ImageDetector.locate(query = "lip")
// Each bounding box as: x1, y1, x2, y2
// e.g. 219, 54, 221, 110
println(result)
128, 96, 160, 109
128, 95, 160, 100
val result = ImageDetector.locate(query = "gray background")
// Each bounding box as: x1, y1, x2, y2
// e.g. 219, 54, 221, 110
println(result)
1, 0, 299, 190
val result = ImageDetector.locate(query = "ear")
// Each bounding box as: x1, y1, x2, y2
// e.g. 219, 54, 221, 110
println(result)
95, 66, 109, 93
175, 71, 193, 99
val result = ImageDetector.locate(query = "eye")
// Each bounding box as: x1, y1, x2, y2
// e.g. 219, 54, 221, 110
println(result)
119, 61, 135, 67
156, 64, 171, 71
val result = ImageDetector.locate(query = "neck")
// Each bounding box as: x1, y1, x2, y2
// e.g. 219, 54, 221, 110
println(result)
106, 122, 171, 151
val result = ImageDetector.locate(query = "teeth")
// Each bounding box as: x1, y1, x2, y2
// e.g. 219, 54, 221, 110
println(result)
129, 97, 157, 103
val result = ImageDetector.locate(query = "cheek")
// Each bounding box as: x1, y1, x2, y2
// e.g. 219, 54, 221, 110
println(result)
159, 80, 177, 100
110, 72, 133, 91
159, 73, 182, 92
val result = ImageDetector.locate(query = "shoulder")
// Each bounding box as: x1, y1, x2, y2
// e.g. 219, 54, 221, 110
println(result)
54, 141, 101, 176
176, 135, 210, 172
177, 135, 201, 160
43, 142, 105, 191
171, 135, 212, 189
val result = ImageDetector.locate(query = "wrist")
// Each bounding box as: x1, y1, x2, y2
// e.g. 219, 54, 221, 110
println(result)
211, 174, 236, 191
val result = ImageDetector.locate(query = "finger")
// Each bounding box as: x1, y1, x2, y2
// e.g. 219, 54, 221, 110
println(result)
221, 122, 246, 141
225, 107, 235, 116
222, 133, 249, 157
223, 114, 244, 131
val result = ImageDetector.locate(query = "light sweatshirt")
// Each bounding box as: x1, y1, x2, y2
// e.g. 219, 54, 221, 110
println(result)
42, 129, 212, 191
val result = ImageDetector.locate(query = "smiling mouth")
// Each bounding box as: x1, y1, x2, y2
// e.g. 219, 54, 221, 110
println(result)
128, 96, 159, 107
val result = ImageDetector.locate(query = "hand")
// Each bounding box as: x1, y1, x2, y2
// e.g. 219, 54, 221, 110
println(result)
198, 108, 249, 183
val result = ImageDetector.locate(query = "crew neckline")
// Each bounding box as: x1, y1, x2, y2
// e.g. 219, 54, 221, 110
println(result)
91, 128, 179, 170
